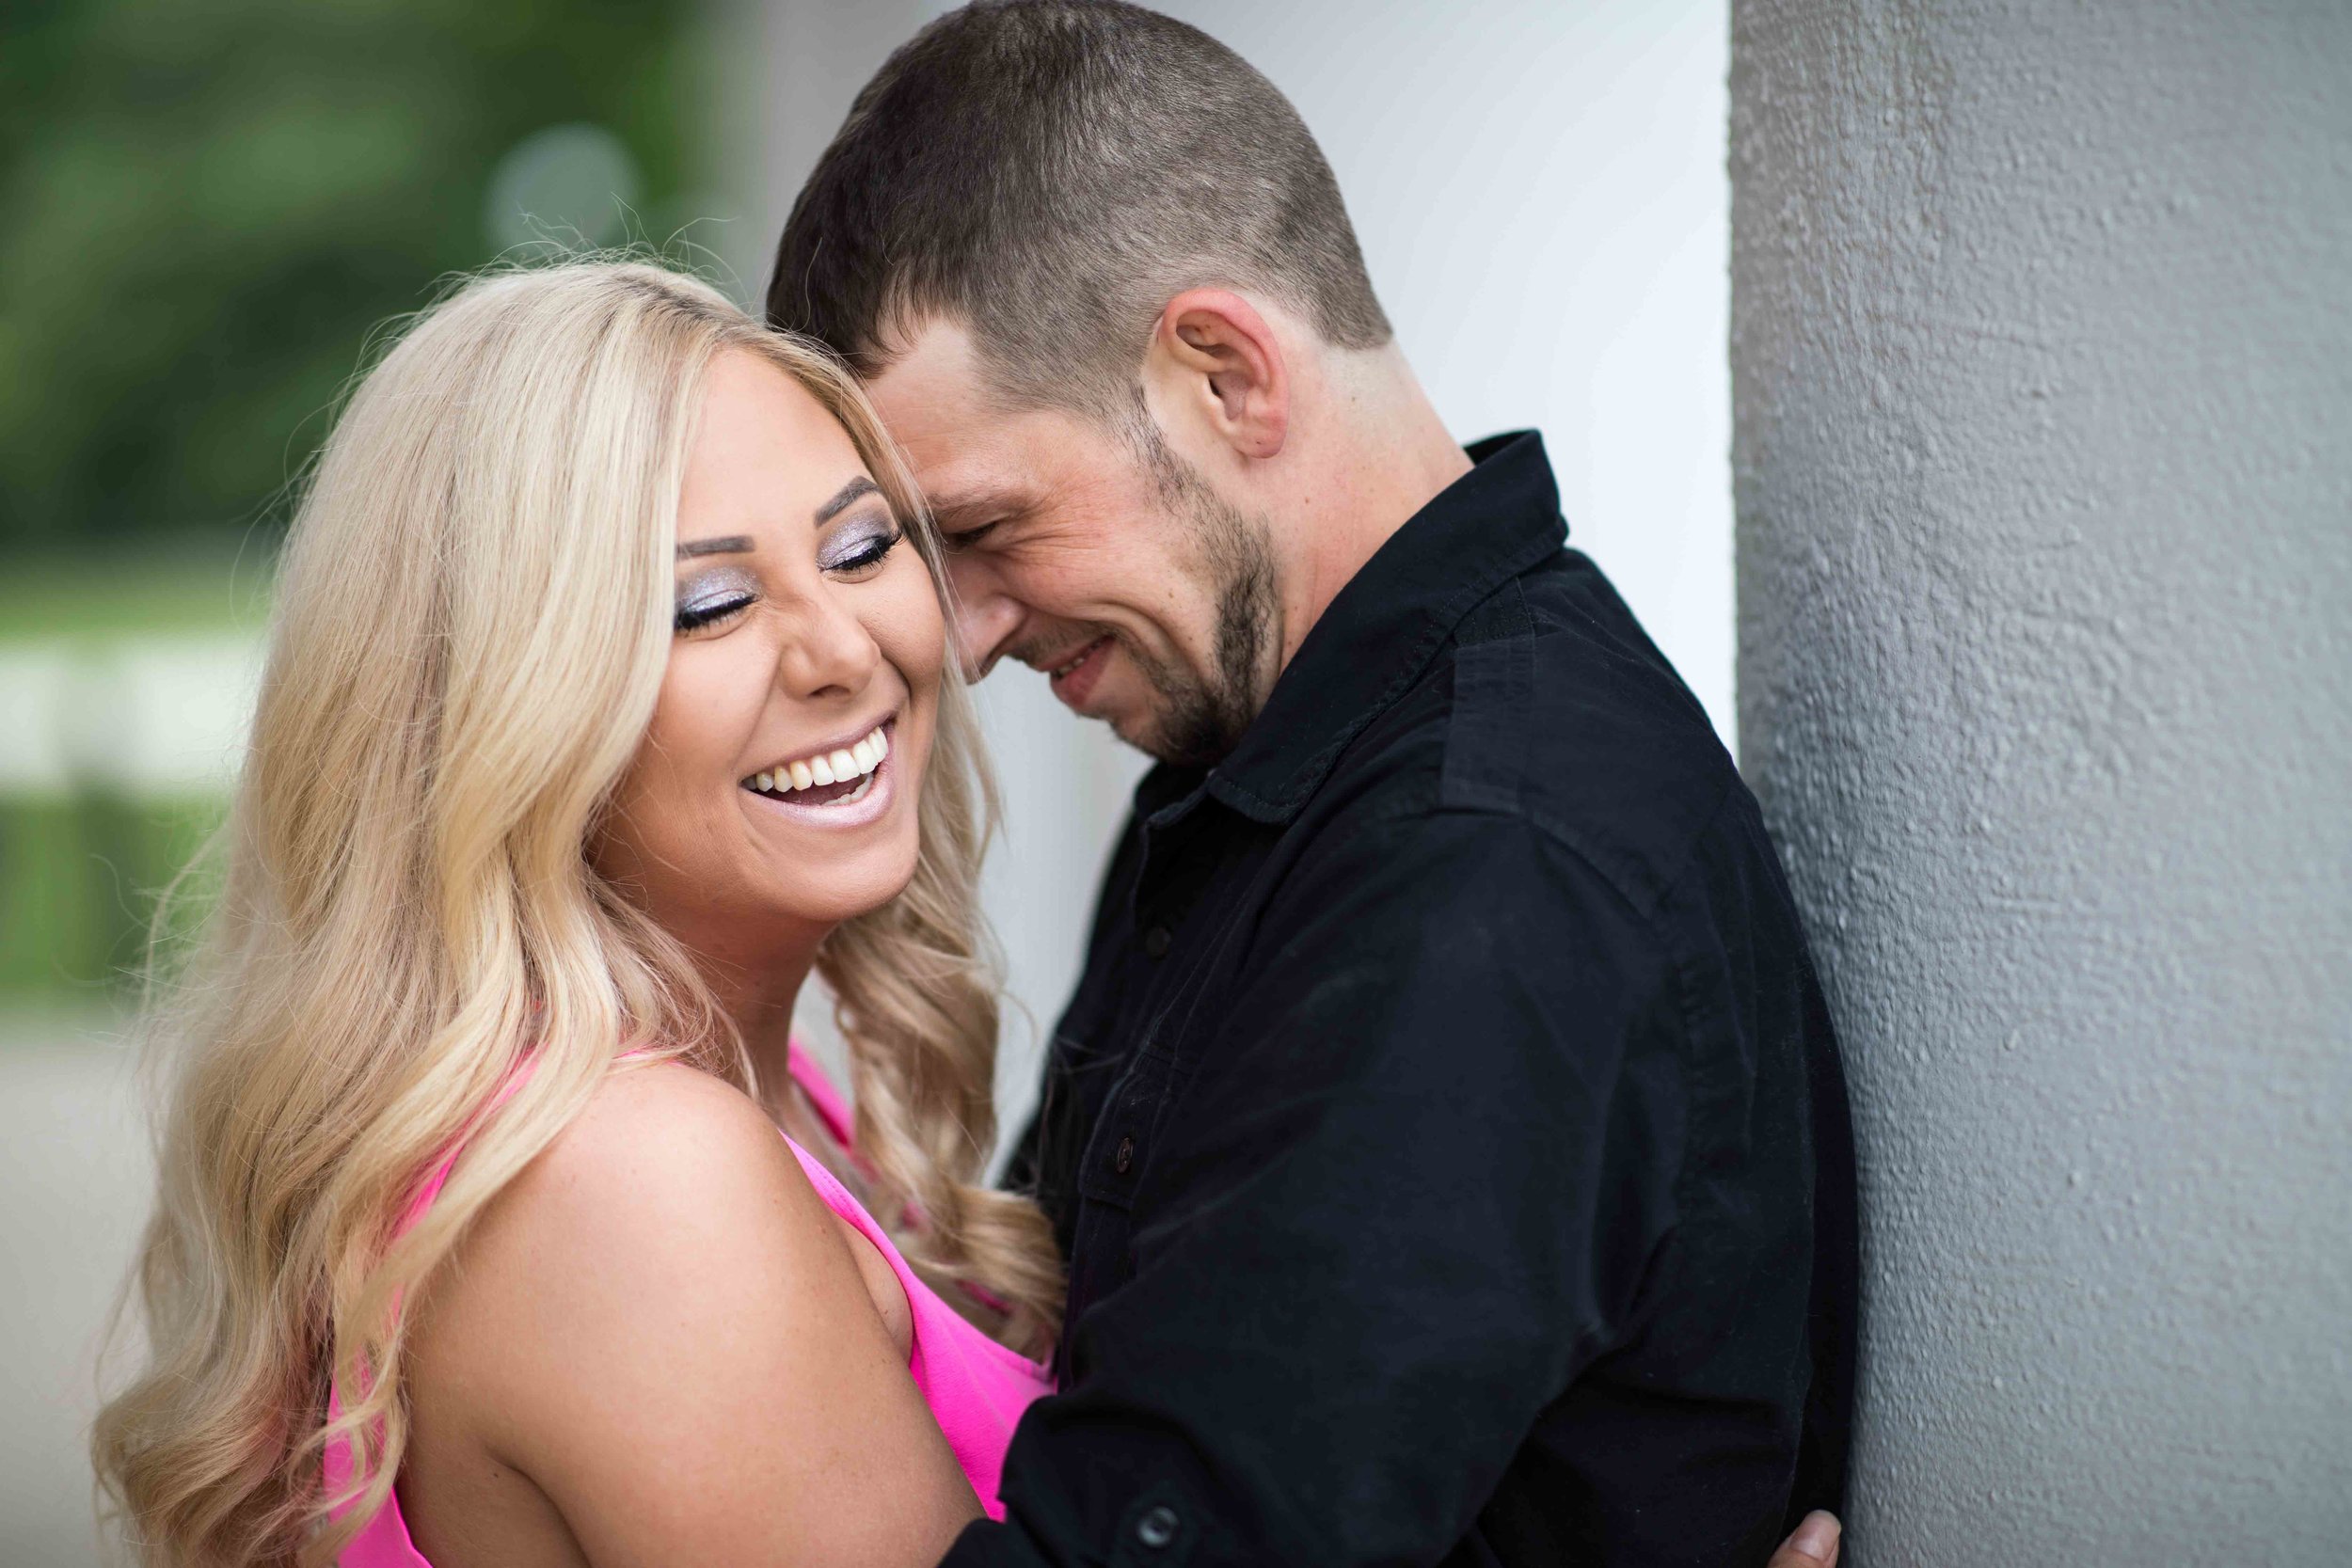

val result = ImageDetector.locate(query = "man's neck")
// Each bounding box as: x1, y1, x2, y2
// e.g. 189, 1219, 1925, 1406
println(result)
1273, 344, 1472, 672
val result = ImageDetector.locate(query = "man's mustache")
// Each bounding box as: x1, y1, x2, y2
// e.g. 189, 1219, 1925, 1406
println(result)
990, 623, 1120, 681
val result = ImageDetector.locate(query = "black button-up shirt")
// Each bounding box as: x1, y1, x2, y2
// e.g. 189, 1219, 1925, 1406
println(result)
948, 434, 1857, 1568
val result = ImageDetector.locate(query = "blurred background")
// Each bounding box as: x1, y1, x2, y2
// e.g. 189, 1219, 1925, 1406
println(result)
0, 0, 1729, 1559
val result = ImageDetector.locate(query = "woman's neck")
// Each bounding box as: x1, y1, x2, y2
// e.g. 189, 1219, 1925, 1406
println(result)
698, 939, 880, 1202
733, 985, 803, 1115
691, 933, 819, 1122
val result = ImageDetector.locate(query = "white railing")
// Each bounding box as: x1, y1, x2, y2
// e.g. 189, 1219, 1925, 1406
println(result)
0, 636, 262, 801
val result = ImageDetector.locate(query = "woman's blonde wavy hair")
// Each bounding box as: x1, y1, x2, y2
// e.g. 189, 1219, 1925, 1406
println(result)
90, 260, 1062, 1568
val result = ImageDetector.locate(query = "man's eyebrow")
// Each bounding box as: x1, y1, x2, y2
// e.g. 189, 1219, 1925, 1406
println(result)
928, 494, 1010, 531
675, 535, 755, 559
815, 475, 882, 525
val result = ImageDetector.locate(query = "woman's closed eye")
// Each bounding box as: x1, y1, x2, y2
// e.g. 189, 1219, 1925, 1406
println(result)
674, 566, 758, 635
818, 513, 904, 577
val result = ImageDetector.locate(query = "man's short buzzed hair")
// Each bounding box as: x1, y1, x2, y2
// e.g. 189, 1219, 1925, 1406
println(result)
767, 0, 1392, 418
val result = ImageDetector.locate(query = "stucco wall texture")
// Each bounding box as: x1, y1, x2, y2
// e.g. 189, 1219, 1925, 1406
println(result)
1729, 2, 2351, 1560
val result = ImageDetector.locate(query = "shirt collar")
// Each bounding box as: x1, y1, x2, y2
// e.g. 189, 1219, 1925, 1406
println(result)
1161, 430, 1566, 827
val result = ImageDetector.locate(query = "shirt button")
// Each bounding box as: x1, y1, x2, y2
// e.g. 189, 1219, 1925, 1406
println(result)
1136, 1504, 1180, 1549
1142, 925, 1173, 958
1115, 1134, 1136, 1174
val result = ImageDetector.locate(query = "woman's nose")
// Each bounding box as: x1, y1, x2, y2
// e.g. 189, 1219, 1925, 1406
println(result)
778, 591, 882, 700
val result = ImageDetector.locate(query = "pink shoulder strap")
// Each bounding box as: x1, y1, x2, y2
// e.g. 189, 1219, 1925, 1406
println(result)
785, 1037, 859, 1152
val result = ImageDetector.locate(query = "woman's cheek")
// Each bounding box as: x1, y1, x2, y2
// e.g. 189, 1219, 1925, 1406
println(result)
636, 642, 758, 846
877, 561, 948, 696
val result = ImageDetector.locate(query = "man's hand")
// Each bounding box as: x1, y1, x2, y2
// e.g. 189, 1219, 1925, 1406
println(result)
1767, 1512, 1841, 1568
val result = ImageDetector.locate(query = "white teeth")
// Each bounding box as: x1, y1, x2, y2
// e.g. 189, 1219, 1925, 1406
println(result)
746, 724, 891, 797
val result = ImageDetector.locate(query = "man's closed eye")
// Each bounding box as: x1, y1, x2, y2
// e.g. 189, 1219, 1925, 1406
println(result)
944, 519, 1006, 552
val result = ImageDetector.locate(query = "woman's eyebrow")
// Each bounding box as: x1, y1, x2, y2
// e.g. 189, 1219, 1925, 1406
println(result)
815, 475, 882, 525
675, 535, 755, 559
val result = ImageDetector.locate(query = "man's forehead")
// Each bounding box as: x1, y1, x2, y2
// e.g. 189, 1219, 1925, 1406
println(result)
862, 318, 1056, 508
866, 312, 979, 399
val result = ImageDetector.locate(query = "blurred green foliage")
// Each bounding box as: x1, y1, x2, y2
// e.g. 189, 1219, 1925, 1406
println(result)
0, 0, 708, 556
0, 793, 217, 999
0, 0, 713, 1002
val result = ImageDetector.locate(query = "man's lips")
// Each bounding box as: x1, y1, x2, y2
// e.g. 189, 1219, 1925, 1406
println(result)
1040, 635, 1115, 710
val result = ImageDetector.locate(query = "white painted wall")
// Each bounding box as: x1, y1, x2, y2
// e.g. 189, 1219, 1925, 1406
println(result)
715, 0, 1734, 1139
1730, 2, 2352, 1560
1160, 0, 1733, 747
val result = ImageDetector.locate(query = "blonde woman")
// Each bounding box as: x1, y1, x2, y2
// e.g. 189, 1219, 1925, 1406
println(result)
93, 261, 1061, 1567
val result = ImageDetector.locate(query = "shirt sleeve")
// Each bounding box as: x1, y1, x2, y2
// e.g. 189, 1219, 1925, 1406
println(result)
943, 806, 1691, 1568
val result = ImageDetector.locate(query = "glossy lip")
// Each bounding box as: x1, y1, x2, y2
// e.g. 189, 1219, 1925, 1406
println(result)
740, 716, 900, 831
1042, 636, 1115, 712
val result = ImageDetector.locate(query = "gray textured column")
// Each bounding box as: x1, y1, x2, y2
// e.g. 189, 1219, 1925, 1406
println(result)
1731, 2, 2352, 1561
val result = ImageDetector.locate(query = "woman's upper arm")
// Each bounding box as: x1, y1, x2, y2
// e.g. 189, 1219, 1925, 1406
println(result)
444, 1065, 979, 1568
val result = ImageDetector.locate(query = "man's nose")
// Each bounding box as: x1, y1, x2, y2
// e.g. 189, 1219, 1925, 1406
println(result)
946, 558, 1024, 682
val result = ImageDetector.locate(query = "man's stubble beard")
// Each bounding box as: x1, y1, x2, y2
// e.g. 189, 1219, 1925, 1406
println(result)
1120, 420, 1279, 769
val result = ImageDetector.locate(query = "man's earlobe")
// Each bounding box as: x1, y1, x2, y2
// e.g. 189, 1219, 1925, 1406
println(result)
1154, 289, 1288, 462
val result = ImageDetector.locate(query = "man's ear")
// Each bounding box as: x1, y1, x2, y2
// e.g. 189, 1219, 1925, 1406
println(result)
1145, 289, 1289, 462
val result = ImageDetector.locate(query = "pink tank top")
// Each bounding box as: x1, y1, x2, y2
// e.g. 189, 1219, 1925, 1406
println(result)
325, 1042, 1053, 1565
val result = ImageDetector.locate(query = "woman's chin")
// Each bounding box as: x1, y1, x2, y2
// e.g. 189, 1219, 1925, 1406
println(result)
798, 861, 920, 929
737, 817, 924, 931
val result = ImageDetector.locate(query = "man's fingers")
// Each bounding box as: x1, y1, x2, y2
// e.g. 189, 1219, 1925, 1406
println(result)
1765, 1510, 1841, 1568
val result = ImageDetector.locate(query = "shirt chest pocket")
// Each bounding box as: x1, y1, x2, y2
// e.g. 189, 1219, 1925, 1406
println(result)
1063, 1043, 1181, 1362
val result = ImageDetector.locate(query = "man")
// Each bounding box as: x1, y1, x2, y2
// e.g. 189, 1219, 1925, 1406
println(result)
768, 4, 1857, 1565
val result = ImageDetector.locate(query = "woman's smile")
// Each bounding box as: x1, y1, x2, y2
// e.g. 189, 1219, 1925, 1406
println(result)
740, 715, 898, 828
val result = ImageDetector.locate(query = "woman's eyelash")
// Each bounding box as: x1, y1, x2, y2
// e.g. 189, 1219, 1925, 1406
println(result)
674, 593, 753, 633
827, 527, 903, 574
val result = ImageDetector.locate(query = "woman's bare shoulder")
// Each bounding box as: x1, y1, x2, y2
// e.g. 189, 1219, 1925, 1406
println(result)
485, 1060, 830, 1262
401, 1060, 975, 1561
411, 1061, 855, 1407
535, 1058, 799, 1199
